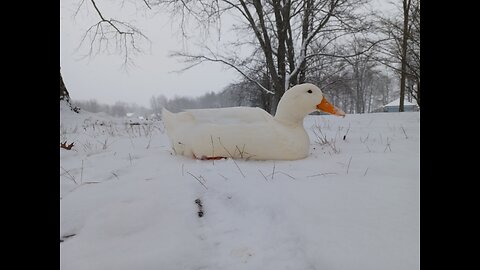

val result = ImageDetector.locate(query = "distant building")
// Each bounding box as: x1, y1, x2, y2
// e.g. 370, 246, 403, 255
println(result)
376, 98, 419, 112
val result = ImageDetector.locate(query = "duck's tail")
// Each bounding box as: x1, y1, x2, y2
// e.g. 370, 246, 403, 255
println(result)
162, 108, 178, 154
162, 108, 195, 157
162, 108, 174, 134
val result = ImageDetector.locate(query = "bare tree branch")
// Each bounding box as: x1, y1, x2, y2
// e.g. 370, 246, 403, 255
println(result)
73, 0, 151, 69
308, 37, 389, 62
90, 0, 133, 35
170, 50, 274, 94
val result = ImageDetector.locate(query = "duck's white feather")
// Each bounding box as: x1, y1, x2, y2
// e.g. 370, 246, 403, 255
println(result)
183, 107, 272, 124
163, 108, 308, 160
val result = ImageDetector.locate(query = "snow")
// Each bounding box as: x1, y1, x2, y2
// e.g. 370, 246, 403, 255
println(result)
60, 101, 419, 270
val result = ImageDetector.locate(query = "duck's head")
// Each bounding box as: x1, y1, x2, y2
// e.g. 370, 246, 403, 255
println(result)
275, 83, 345, 124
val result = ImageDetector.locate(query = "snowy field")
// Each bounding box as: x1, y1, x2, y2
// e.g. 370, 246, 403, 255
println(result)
60, 101, 419, 270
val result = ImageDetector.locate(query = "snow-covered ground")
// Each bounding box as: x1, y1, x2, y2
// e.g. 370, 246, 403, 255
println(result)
60, 102, 419, 270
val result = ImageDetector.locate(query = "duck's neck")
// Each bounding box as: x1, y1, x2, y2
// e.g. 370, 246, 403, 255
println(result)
274, 107, 307, 127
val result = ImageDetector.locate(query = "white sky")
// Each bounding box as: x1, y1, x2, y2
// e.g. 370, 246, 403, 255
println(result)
60, 0, 241, 107
60, 0, 397, 108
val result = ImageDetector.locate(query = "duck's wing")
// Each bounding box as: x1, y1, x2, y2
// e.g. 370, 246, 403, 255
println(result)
183, 107, 273, 124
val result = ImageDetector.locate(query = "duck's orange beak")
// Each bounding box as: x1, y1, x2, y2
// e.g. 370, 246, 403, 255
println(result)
317, 97, 346, 117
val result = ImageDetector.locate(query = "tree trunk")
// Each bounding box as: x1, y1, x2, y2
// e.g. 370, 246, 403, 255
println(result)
298, 0, 313, 85
270, 83, 284, 115
399, 0, 411, 112
415, 80, 420, 107
60, 67, 79, 113
60, 68, 70, 102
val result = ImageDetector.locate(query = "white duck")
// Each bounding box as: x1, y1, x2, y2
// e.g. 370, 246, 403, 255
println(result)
162, 83, 345, 160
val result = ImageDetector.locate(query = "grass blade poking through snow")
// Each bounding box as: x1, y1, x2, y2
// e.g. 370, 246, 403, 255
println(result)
217, 137, 245, 178
187, 172, 208, 190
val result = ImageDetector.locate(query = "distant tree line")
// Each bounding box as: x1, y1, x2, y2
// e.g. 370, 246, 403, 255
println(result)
150, 64, 398, 116
72, 100, 151, 118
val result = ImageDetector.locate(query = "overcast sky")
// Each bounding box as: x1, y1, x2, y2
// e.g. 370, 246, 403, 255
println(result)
60, 0, 396, 108
60, 0, 242, 107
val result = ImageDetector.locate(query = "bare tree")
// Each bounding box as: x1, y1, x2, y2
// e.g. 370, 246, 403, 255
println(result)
306, 37, 394, 114
153, 0, 378, 113
397, 0, 412, 111
405, 0, 420, 106
342, 39, 379, 113
374, 0, 419, 109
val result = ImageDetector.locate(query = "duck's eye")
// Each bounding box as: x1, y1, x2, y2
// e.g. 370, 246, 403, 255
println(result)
307, 90, 313, 93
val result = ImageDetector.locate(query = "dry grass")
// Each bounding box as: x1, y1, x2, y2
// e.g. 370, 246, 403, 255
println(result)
186, 171, 208, 190
311, 123, 340, 154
